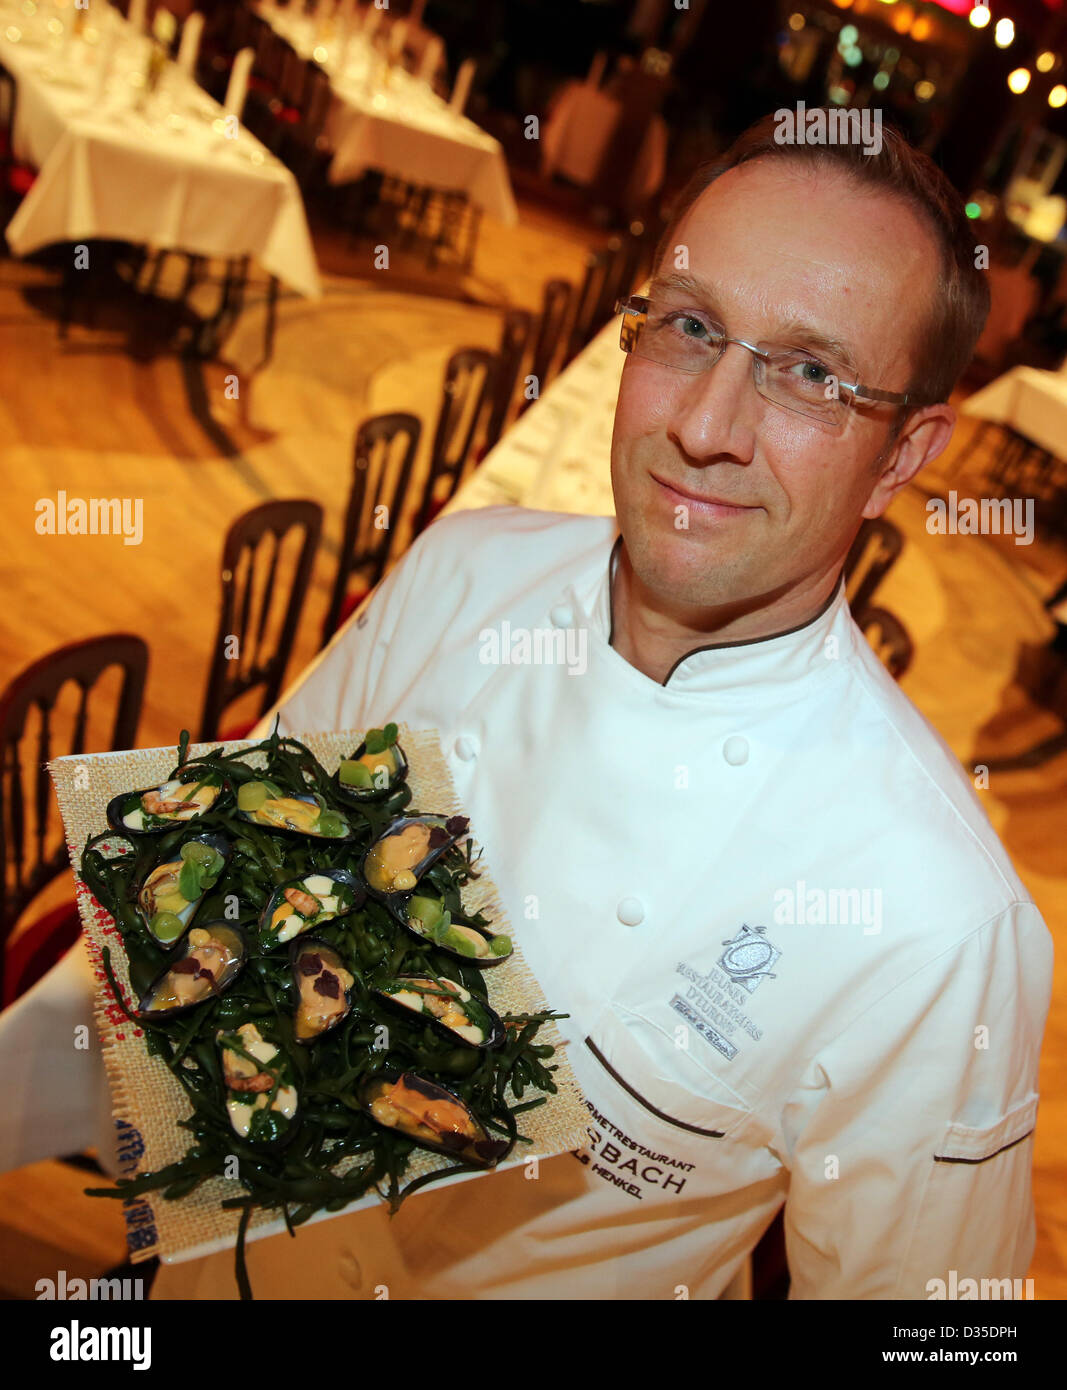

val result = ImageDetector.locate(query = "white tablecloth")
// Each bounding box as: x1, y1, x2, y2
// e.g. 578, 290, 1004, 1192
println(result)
444, 312, 622, 515
960, 365, 1067, 461
2, 4, 322, 297
258, 3, 518, 224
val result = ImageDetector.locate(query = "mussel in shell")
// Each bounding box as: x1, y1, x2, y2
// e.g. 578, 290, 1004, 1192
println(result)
376, 976, 505, 1049
137, 833, 230, 947
217, 1022, 299, 1145
259, 869, 364, 950
361, 814, 469, 904
403, 892, 512, 967
235, 781, 352, 840
334, 736, 408, 803
290, 938, 355, 1042
360, 1072, 508, 1166
107, 770, 227, 836
138, 922, 245, 1019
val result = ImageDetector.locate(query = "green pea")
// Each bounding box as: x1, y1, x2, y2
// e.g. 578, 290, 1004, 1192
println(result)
315, 811, 348, 838
238, 781, 269, 812
339, 760, 373, 788
150, 911, 185, 944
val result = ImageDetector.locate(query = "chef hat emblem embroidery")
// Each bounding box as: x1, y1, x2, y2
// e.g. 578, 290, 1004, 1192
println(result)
718, 924, 780, 995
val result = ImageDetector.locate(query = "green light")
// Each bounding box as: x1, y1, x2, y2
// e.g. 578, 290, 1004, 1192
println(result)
873, 70, 890, 89
845, 45, 863, 66
886, 47, 900, 62
841, 24, 859, 44
964, 202, 981, 219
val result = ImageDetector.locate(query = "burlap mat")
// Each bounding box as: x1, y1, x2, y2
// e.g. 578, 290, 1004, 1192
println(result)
47, 727, 587, 1263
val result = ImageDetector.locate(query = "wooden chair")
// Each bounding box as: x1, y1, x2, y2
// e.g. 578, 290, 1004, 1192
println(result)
858, 607, 914, 681
563, 222, 649, 366
0, 635, 148, 1006
413, 349, 499, 534
483, 308, 532, 454
198, 500, 323, 742
522, 278, 573, 413
321, 412, 423, 647
0, 62, 37, 229
843, 518, 904, 624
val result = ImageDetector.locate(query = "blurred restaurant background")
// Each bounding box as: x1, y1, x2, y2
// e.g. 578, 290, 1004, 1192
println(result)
1, 0, 1066, 1299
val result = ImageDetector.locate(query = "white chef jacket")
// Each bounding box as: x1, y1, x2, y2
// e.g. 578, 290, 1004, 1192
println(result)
152, 505, 1053, 1301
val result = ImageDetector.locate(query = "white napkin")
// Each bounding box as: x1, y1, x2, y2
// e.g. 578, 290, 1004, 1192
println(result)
449, 56, 475, 113
92, 23, 120, 100
363, 6, 382, 40
417, 35, 443, 86
387, 19, 408, 59
224, 46, 254, 119
127, 0, 148, 36
176, 12, 204, 74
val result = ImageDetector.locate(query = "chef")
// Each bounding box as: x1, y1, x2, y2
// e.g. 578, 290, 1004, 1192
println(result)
153, 115, 1053, 1300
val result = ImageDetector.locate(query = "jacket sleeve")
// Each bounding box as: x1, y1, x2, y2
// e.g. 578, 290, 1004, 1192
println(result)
779, 900, 1052, 1299
249, 524, 430, 740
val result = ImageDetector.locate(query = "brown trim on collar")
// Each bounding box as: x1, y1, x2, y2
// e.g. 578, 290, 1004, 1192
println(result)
606, 537, 843, 688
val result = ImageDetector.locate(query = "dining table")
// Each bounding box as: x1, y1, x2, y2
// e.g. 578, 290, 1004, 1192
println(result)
255, 1, 518, 225
959, 363, 1067, 462
2, 0, 322, 299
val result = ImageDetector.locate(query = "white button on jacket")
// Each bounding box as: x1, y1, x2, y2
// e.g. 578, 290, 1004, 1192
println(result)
152, 506, 1053, 1302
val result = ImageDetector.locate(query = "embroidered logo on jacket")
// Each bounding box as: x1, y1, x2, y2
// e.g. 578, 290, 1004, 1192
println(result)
716, 924, 780, 994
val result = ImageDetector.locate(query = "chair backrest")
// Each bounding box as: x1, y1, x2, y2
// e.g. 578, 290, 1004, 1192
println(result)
0, 635, 148, 941
414, 348, 498, 533
857, 606, 913, 681
564, 246, 613, 365
277, 42, 307, 111
844, 517, 904, 621
524, 278, 573, 413
0, 64, 15, 184
484, 308, 532, 453
449, 57, 476, 113
199, 500, 323, 741
322, 413, 422, 647
301, 61, 332, 131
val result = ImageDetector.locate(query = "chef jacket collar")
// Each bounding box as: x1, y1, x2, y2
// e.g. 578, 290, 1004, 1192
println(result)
570, 531, 852, 696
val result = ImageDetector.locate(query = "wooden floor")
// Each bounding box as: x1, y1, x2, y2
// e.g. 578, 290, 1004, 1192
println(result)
2, 196, 1066, 1299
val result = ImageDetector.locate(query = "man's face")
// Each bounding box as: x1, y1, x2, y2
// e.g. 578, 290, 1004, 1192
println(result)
610, 158, 943, 613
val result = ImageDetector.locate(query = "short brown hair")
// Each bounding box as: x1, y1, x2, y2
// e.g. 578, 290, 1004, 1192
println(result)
653, 113, 990, 408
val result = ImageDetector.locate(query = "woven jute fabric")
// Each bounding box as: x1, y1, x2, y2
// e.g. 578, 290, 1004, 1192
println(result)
48, 727, 588, 1263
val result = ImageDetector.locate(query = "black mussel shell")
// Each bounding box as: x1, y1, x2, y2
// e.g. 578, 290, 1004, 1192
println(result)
216, 1022, 300, 1146
290, 938, 356, 1043
333, 738, 409, 804
106, 771, 230, 836
361, 814, 469, 907
138, 921, 246, 1020
259, 869, 365, 951
136, 833, 231, 948
359, 1071, 508, 1167
402, 891, 513, 968
375, 976, 505, 1050
234, 787, 354, 841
